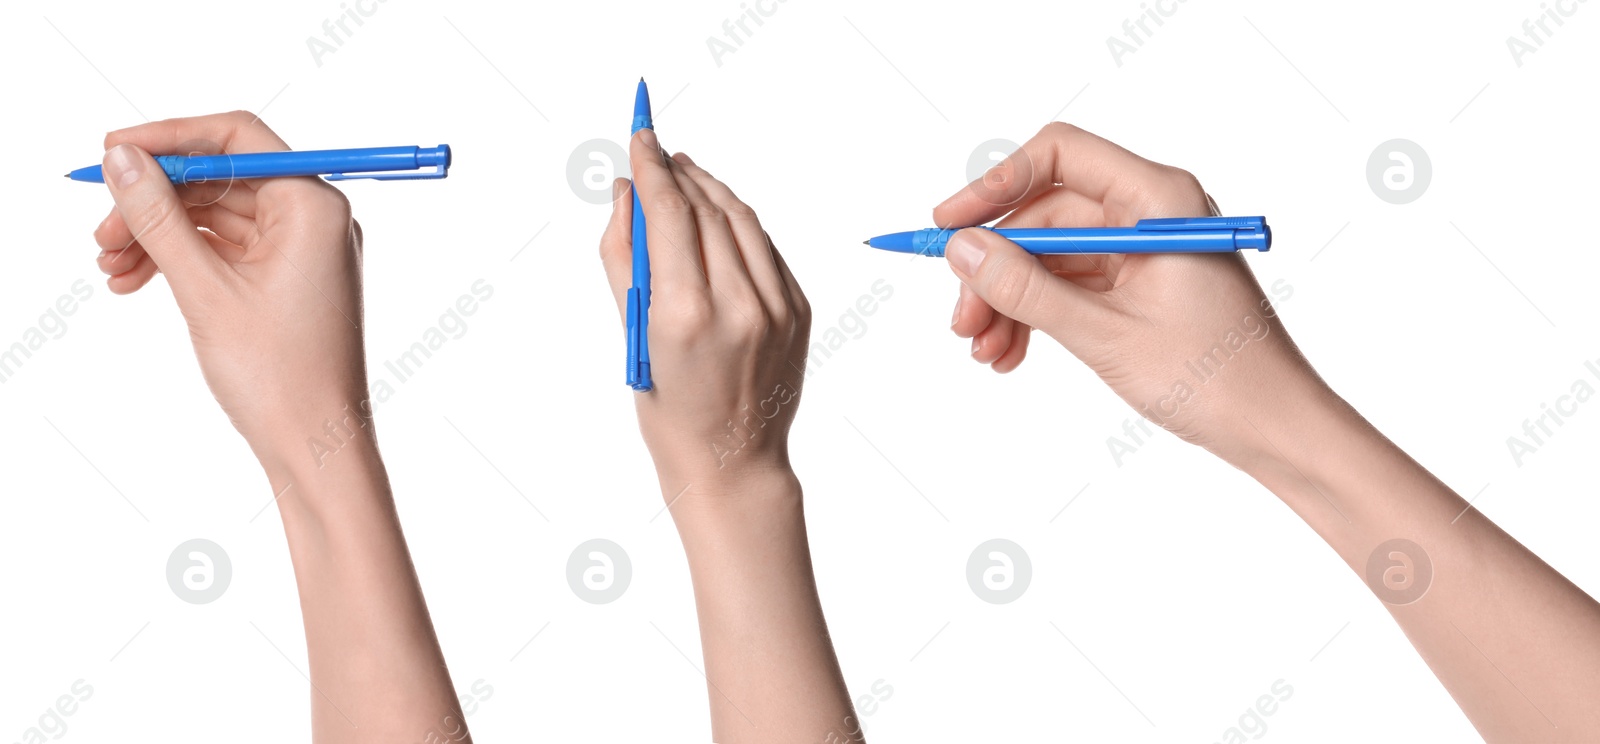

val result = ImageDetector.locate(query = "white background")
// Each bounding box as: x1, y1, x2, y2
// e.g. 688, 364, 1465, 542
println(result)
2, 0, 1597, 741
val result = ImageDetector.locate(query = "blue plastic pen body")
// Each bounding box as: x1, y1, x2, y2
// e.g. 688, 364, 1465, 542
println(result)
866, 217, 1271, 256
626, 79, 655, 392
66, 145, 451, 184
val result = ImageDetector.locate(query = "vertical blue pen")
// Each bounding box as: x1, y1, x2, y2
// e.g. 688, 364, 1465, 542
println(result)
626, 78, 654, 391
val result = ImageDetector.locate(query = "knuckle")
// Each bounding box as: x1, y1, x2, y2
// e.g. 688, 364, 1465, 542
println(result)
723, 201, 759, 223
307, 185, 353, 221
648, 191, 693, 221
691, 203, 724, 225
986, 257, 1043, 317
661, 295, 715, 338
137, 196, 187, 242
1041, 121, 1079, 139
1165, 166, 1204, 194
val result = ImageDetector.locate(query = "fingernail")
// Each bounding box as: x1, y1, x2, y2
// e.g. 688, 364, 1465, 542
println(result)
951, 296, 962, 328
971, 338, 982, 357
104, 145, 142, 188
946, 229, 986, 276
677, 152, 696, 165
638, 128, 658, 149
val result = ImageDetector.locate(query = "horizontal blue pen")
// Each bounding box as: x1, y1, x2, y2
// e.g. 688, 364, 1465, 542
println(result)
66, 145, 451, 184
864, 217, 1271, 256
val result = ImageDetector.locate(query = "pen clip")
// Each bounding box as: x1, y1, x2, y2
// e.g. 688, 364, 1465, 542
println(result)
325, 163, 448, 181
1135, 216, 1265, 231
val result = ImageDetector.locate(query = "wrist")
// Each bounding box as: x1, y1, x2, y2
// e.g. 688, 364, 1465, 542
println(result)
660, 465, 804, 530
257, 419, 394, 530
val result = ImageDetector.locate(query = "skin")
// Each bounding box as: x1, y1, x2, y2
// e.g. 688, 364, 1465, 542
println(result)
597, 128, 860, 743
941, 122, 1600, 742
92, 112, 470, 744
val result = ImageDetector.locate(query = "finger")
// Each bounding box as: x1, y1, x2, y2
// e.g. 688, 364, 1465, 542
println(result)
934, 122, 1162, 229
598, 178, 634, 319
971, 312, 1015, 365
951, 282, 993, 339
670, 153, 788, 316
186, 205, 256, 255
102, 144, 228, 293
106, 251, 159, 295
94, 206, 139, 253
944, 226, 1119, 350
663, 154, 757, 317
768, 237, 811, 333
98, 240, 145, 276
995, 188, 1106, 229
105, 110, 290, 159
991, 321, 1032, 374
630, 128, 706, 295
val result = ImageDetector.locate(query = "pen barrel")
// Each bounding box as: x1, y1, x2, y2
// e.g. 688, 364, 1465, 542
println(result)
994, 227, 1247, 254
170, 146, 441, 183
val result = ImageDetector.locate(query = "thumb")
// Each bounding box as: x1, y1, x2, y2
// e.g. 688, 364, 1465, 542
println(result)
944, 227, 1114, 345
597, 177, 634, 321
101, 144, 225, 294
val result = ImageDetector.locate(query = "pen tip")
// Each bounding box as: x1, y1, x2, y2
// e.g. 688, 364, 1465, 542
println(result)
63, 173, 70, 178
862, 240, 869, 245
639, 76, 645, 82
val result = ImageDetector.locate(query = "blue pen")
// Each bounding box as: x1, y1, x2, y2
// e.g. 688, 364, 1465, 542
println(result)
626, 78, 654, 392
66, 145, 451, 184
864, 217, 1272, 256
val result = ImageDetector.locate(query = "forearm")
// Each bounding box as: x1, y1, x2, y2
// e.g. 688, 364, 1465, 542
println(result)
263, 428, 467, 744
1236, 382, 1600, 742
668, 469, 858, 743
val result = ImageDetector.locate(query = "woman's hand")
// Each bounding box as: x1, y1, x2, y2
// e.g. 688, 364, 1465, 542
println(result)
940, 122, 1320, 468
599, 128, 811, 495
93, 111, 368, 473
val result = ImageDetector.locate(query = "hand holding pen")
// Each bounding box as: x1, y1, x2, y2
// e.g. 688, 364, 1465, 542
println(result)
598, 127, 857, 742
936, 123, 1305, 461
934, 122, 1600, 741
88, 111, 470, 742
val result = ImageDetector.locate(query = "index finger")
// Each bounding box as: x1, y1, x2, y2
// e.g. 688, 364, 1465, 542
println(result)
629, 128, 707, 294
933, 122, 1161, 229
104, 110, 291, 159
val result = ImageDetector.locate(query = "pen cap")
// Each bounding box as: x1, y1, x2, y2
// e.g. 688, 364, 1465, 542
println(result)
417, 145, 451, 168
